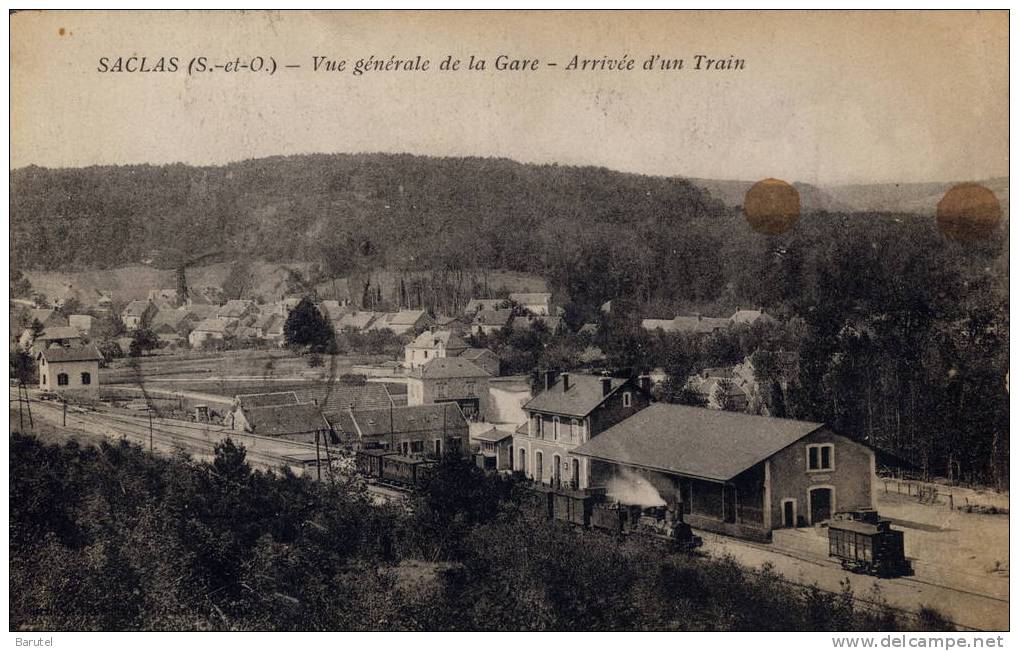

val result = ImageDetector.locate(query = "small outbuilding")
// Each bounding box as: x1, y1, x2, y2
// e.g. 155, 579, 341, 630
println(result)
38, 344, 104, 398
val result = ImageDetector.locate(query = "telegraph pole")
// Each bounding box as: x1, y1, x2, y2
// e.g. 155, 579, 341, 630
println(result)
315, 430, 322, 481
148, 409, 154, 453
62, 399, 67, 427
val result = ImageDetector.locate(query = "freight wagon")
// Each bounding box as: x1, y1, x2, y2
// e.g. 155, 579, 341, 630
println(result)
828, 510, 913, 578
355, 449, 437, 490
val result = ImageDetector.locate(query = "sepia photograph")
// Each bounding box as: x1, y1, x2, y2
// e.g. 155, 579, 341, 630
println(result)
6, 8, 1010, 640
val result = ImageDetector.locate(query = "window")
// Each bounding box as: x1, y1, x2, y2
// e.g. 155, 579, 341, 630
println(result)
807, 444, 835, 471
570, 418, 579, 441
80, 372, 91, 385
436, 382, 447, 398
466, 381, 476, 396
553, 416, 560, 440
41, 375, 46, 386
410, 440, 424, 454
433, 439, 442, 457
400, 441, 410, 456
57, 373, 69, 386
449, 437, 462, 453
535, 451, 543, 483
424, 351, 429, 359
623, 392, 632, 407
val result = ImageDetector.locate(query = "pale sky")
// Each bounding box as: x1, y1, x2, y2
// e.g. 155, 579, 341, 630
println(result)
9, 10, 1009, 185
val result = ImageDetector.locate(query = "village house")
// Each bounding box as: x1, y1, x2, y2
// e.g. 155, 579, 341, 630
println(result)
730, 307, 777, 327
369, 309, 434, 336
458, 347, 501, 376
37, 344, 103, 398
288, 383, 396, 425
150, 309, 199, 344
573, 403, 875, 541
643, 308, 779, 335
31, 326, 83, 354
188, 317, 237, 348
406, 357, 492, 421
217, 299, 260, 326
642, 313, 731, 335
252, 312, 284, 343
509, 292, 554, 316
404, 329, 469, 369
122, 299, 158, 330
685, 367, 751, 412
471, 427, 515, 471
433, 314, 465, 332
471, 308, 513, 336
336, 402, 469, 457
231, 396, 333, 444
334, 310, 378, 332
319, 300, 353, 321
513, 372, 651, 490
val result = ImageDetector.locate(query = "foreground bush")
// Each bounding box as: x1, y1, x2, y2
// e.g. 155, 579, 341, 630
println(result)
10, 433, 950, 631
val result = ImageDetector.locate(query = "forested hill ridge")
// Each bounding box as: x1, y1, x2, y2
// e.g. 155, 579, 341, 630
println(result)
11, 153, 1007, 275
10, 153, 725, 275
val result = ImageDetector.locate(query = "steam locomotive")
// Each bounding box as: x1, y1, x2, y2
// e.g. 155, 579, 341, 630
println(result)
523, 484, 703, 551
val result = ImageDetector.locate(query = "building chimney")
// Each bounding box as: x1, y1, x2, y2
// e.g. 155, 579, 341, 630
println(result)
601, 377, 612, 396
562, 373, 570, 392
544, 370, 558, 391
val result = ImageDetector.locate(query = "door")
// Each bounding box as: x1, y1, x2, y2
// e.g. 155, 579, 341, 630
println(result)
552, 455, 562, 489
723, 484, 737, 523
782, 500, 796, 528
809, 488, 833, 524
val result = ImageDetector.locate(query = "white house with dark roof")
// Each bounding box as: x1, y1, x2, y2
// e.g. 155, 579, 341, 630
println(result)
509, 292, 553, 316
513, 372, 651, 490
404, 329, 469, 369
573, 403, 875, 540
471, 308, 513, 336
188, 317, 237, 348
37, 344, 104, 397
122, 299, 158, 330
406, 357, 492, 421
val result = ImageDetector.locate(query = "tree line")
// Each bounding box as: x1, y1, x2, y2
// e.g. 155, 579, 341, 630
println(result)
10, 433, 954, 631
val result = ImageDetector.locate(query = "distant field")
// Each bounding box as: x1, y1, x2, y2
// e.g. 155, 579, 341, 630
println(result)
101, 349, 390, 393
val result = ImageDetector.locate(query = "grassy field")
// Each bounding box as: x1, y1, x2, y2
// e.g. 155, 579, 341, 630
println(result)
100, 349, 407, 399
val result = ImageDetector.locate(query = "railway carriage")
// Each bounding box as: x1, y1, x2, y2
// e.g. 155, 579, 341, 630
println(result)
828, 510, 913, 578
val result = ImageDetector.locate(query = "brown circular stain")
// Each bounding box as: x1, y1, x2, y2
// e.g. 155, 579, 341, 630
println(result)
743, 178, 800, 235
58, 27, 65, 36
936, 183, 1001, 242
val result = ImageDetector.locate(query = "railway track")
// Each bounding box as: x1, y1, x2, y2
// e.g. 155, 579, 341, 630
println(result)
699, 531, 1006, 630
13, 392, 405, 503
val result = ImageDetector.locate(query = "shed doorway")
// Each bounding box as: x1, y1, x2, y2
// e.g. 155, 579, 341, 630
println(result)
781, 499, 797, 528
809, 487, 833, 524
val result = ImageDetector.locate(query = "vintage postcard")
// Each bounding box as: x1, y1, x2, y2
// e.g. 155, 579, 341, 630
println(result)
7, 9, 1009, 638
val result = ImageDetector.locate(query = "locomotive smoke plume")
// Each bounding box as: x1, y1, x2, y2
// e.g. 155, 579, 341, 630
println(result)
606, 469, 666, 507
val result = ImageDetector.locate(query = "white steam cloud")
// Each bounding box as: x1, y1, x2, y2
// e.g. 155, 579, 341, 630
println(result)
605, 469, 666, 507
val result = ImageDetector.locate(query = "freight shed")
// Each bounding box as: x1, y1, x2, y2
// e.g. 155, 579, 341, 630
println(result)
572, 404, 875, 541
